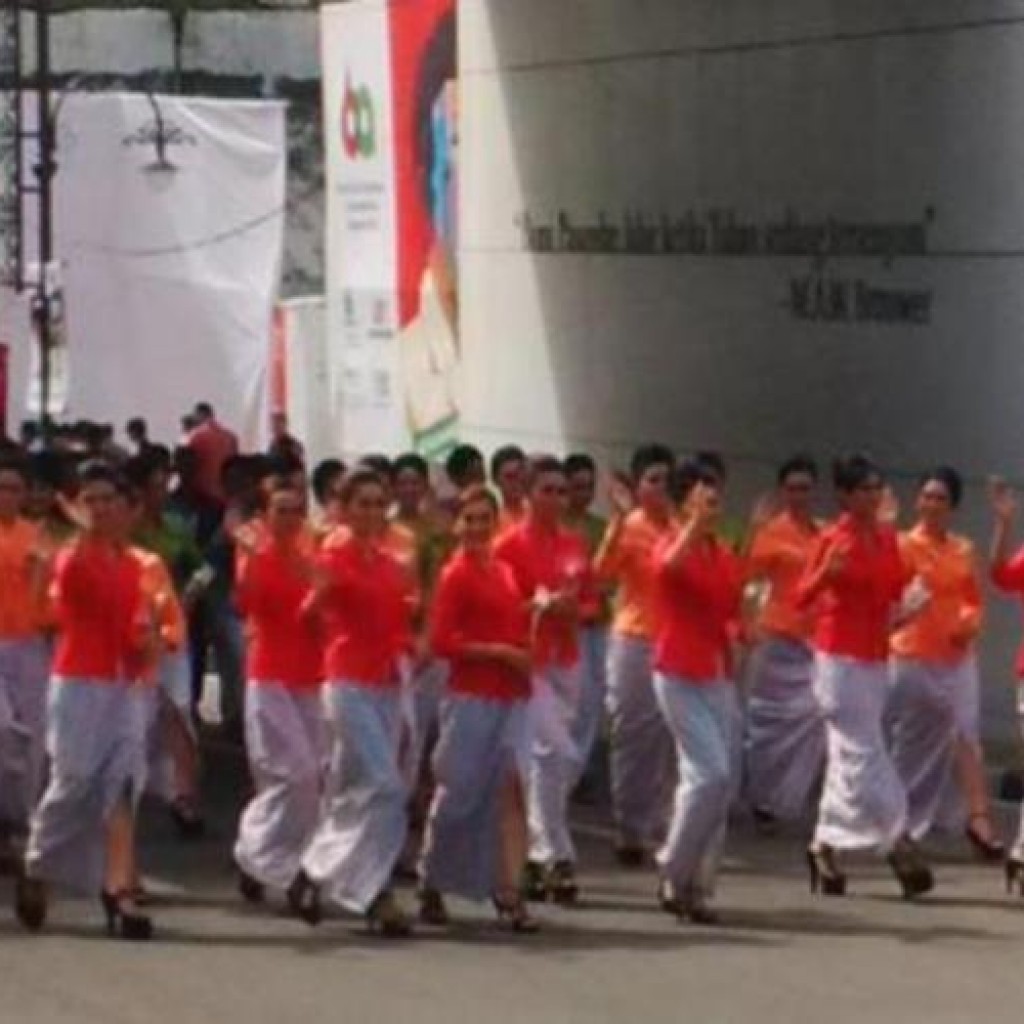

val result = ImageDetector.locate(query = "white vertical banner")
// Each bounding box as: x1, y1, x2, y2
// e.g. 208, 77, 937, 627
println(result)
276, 295, 332, 469
321, 0, 404, 456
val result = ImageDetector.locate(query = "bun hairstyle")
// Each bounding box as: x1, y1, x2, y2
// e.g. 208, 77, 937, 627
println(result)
919, 465, 964, 508
832, 452, 882, 494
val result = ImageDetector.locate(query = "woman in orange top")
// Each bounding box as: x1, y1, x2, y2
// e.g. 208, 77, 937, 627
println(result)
743, 456, 825, 827
799, 454, 932, 900
593, 444, 677, 866
651, 463, 742, 924
18, 462, 153, 940
417, 486, 537, 931
290, 469, 415, 938
233, 481, 326, 905
889, 468, 1000, 859
0, 456, 51, 865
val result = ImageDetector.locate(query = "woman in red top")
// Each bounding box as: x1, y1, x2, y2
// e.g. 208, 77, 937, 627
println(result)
290, 470, 415, 937
988, 477, 1024, 890
417, 486, 537, 931
495, 456, 593, 904
651, 463, 742, 924
799, 454, 932, 899
18, 462, 153, 940
232, 481, 325, 905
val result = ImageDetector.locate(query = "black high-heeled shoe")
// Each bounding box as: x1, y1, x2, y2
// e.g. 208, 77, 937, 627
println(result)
546, 860, 579, 906
965, 816, 1006, 863
100, 891, 154, 941
806, 845, 848, 896
887, 839, 934, 900
169, 798, 206, 841
1004, 857, 1024, 896
417, 886, 450, 927
366, 890, 412, 938
14, 874, 48, 932
657, 878, 685, 916
492, 892, 540, 933
237, 869, 265, 905
286, 870, 322, 926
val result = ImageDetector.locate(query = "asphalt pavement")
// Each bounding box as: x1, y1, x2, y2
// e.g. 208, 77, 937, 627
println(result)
3, 748, 1024, 1024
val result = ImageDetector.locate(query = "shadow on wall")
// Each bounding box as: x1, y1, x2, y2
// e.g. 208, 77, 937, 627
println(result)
472, 0, 1023, 745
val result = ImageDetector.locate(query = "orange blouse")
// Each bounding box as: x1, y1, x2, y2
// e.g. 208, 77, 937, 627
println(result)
745, 513, 821, 642
0, 518, 45, 640
890, 525, 982, 664
594, 510, 677, 640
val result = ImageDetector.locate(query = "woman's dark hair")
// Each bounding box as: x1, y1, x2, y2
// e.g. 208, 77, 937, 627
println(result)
490, 445, 526, 482
832, 453, 883, 494
919, 465, 964, 508
312, 458, 346, 505
629, 443, 674, 484
777, 454, 819, 486
80, 459, 133, 501
414, 8, 457, 216
394, 452, 429, 481
340, 468, 385, 505
445, 444, 484, 487
359, 453, 394, 483
564, 452, 597, 477
528, 455, 566, 490
671, 458, 720, 505
694, 450, 727, 484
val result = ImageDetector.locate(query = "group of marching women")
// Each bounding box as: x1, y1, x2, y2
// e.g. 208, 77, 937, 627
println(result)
3, 436, 1024, 942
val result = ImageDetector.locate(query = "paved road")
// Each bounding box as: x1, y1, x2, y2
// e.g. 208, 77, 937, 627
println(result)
3, 759, 1024, 1024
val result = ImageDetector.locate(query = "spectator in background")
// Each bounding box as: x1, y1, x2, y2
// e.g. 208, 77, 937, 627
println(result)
267, 412, 305, 466
126, 418, 160, 462
185, 402, 239, 505
19, 421, 44, 454
311, 459, 347, 535
445, 444, 486, 494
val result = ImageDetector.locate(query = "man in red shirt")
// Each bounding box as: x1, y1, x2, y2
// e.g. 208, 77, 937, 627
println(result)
18, 462, 154, 939
495, 456, 592, 903
185, 401, 239, 505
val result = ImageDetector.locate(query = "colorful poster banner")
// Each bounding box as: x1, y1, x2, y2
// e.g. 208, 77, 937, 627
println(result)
321, 0, 458, 459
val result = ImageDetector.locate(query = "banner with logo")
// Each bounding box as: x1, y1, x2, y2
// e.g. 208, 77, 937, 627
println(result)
321, 0, 458, 459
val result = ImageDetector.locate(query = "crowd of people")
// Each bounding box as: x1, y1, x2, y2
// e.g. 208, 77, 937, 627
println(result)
0, 400, 1023, 942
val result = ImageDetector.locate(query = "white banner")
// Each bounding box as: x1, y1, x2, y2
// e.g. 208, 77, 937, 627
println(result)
275, 295, 332, 468
321, 0, 403, 456
47, 93, 285, 447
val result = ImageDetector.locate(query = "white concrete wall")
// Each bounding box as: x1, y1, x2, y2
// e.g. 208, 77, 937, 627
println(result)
460, 0, 1024, 740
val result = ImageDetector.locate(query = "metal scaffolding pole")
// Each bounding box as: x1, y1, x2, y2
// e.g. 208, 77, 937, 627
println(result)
33, 0, 53, 424
0, 0, 23, 291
